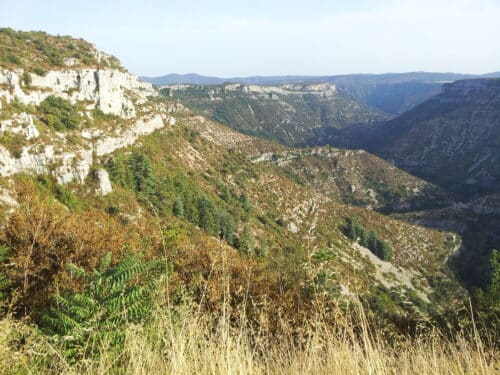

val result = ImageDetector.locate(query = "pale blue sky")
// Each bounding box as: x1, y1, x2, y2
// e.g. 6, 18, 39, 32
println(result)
1, 0, 499, 76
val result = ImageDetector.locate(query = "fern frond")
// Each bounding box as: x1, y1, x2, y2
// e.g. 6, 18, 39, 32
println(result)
99, 251, 112, 272
65, 263, 86, 279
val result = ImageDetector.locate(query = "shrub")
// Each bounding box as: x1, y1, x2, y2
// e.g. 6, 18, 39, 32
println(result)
22, 71, 32, 87
54, 184, 83, 211
6, 54, 22, 65
39, 95, 79, 130
239, 226, 255, 254
1, 181, 136, 315
32, 67, 46, 76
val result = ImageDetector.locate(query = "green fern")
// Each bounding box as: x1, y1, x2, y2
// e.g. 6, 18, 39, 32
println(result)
41, 252, 161, 360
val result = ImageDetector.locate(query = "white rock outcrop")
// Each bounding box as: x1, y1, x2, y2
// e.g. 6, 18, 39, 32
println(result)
0, 65, 176, 187
0, 112, 40, 140
0, 68, 156, 118
95, 168, 113, 195
95, 114, 165, 156
0, 114, 171, 185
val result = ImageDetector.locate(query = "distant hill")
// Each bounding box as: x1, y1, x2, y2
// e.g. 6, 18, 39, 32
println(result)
161, 82, 388, 147
141, 71, 500, 114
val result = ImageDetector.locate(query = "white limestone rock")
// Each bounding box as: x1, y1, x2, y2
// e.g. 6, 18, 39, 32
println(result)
95, 168, 112, 195
0, 113, 170, 186
95, 114, 165, 156
0, 113, 40, 140
0, 68, 157, 118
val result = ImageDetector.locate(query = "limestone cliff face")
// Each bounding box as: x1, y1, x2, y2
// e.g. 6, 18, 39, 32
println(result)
0, 66, 177, 190
0, 68, 154, 118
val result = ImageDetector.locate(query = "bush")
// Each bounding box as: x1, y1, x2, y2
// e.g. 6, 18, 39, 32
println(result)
6, 54, 22, 65
22, 71, 32, 87
32, 67, 46, 76
39, 95, 79, 130
54, 184, 83, 211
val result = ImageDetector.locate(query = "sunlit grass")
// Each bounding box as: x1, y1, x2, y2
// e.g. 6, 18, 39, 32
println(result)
1, 298, 497, 375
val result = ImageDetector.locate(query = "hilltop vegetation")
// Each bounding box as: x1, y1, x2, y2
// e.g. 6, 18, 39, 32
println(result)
0, 28, 122, 72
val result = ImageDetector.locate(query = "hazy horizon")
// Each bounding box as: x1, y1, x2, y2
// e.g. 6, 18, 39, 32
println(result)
1, 0, 499, 77
141, 70, 497, 79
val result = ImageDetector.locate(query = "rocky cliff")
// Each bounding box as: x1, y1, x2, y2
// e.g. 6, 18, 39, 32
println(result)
0, 32, 177, 192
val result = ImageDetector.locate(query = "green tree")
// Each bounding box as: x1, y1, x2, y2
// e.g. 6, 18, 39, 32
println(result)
239, 192, 252, 212
129, 152, 156, 196
198, 197, 217, 235
218, 182, 231, 202
347, 216, 359, 240
219, 212, 236, 246
172, 197, 185, 219
239, 226, 255, 255
376, 239, 392, 261
367, 230, 378, 253
109, 154, 133, 189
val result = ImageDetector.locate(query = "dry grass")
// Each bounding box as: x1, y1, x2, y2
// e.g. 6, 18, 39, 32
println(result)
1, 300, 498, 375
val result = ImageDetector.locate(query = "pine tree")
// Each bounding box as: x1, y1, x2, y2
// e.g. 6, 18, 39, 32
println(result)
129, 152, 156, 197
218, 183, 231, 202
347, 216, 359, 240
219, 213, 236, 245
376, 239, 392, 261
109, 154, 133, 189
239, 192, 251, 212
239, 226, 255, 255
172, 197, 185, 219
359, 227, 369, 247
367, 230, 378, 253
198, 197, 217, 235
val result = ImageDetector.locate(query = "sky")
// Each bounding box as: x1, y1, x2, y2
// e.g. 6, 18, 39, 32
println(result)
1, 0, 500, 77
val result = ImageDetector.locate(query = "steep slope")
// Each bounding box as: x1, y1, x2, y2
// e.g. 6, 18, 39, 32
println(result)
253, 146, 450, 212
369, 79, 500, 198
164, 82, 387, 147
0, 29, 468, 334
114, 113, 463, 308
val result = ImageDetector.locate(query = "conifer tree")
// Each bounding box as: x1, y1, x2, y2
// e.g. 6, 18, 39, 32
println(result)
198, 196, 217, 235
219, 212, 236, 245
367, 230, 378, 253
239, 226, 255, 255
172, 197, 185, 219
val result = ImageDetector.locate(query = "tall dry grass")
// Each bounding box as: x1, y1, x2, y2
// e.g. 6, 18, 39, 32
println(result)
1, 299, 497, 375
